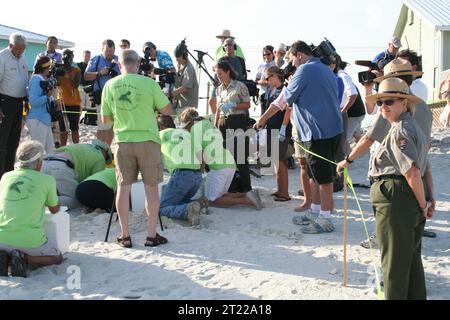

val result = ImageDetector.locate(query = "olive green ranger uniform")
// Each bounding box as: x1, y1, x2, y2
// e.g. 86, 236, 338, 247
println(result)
369, 112, 428, 300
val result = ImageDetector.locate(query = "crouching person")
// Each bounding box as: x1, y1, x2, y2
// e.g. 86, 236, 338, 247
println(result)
157, 115, 203, 226
179, 108, 262, 210
0, 141, 63, 278
76, 167, 116, 213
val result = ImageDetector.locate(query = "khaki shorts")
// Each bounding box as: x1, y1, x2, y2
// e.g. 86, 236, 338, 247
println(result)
115, 141, 164, 186
291, 122, 305, 158
96, 104, 113, 130
0, 239, 61, 257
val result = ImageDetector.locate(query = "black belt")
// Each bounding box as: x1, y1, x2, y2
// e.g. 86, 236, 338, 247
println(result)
173, 168, 201, 173
44, 157, 75, 169
369, 174, 404, 184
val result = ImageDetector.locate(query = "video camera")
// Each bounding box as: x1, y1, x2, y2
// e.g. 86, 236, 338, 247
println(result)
139, 47, 154, 76
49, 62, 66, 78
310, 38, 336, 65
40, 77, 58, 94
355, 52, 396, 85
154, 68, 175, 89
107, 61, 119, 78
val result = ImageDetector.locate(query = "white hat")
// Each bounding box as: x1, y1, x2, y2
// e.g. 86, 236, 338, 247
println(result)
216, 29, 235, 39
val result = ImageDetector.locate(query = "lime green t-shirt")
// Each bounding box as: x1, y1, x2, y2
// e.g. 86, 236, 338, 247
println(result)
101, 74, 170, 143
215, 45, 246, 61
0, 169, 58, 248
191, 120, 236, 171
83, 167, 117, 191
159, 128, 202, 174
56, 144, 106, 182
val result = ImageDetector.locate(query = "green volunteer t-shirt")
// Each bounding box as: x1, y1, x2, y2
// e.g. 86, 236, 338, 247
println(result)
101, 74, 170, 143
83, 167, 117, 191
0, 169, 58, 248
56, 144, 106, 182
191, 120, 236, 171
159, 128, 202, 174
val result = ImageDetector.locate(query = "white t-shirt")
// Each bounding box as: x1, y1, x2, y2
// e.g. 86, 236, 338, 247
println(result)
411, 79, 428, 102
337, 70, 357, 109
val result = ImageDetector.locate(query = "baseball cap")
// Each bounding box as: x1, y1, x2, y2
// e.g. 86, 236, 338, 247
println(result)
390, 36, 402, 48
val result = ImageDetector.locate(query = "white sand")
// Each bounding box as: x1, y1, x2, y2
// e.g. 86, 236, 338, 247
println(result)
1, 123, 449, 300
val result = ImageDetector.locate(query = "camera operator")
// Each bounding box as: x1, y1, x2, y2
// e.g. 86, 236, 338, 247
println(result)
84, 39, 121, 146
141, 42, 176, 94
171, 44, 199, 114
57, 49, 81, 146
36, 36, 62, 64
26, 56, 58, 153
284, 41, 343, 234
372, 36, 402, 75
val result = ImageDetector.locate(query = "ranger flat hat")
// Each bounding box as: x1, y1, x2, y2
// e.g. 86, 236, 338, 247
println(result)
216, 29, 235, 39
374, 58, 424, 83
366, 77, 422, 106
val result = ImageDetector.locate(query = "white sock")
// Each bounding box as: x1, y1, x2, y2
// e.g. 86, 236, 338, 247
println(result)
311, 203, 321, 214
320, 210, 332, 219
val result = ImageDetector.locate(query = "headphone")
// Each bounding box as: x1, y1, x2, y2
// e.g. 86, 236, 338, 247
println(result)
223, 43, 237, 52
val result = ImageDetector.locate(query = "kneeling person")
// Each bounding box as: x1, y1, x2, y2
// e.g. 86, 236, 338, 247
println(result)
76, 167, 116, 213
158, 115, 203, 225
0, 141, 63, 278
180, 108, 262, 210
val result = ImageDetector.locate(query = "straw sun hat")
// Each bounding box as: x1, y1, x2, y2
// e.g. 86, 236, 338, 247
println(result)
366, 77, 422, 107
374, 58, 424, 83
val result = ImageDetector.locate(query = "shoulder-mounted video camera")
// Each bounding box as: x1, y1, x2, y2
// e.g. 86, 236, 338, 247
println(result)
49, 62, 66, 78
310, 38, 337, 65
139, 48, 154, 76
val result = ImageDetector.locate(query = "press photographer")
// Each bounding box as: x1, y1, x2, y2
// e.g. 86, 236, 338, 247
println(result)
57, 49, 81, 146
84, 39, 121, 146
170, 42, 199, 114
26, 56, 60, 153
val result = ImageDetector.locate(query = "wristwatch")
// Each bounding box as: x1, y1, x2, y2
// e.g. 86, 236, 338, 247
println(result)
345, 154, 353, 164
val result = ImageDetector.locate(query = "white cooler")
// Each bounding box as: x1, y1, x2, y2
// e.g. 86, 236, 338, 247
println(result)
44, 207, 70, 254
130, 181, 168, 213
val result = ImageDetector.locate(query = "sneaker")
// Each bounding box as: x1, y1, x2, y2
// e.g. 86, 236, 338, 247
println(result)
187, 201, 201, 226
360, 233, 378, 249
246, 190, 263, 210
301, 215, 335, 234
292, 210, 319, 226
10, 250, 27, 278
0, 250, 8, 277
198, 196, 210, 215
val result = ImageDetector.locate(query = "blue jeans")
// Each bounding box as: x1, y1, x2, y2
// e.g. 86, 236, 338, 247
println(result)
160, 170, 202, 220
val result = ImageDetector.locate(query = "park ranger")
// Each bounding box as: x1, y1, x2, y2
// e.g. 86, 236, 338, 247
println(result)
364, 78, 433, 300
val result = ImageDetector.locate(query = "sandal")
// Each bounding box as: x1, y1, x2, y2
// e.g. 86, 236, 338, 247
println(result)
274, 195, 291, 202
116, 236, 133, 248
145, 233, 168, 247
270, 192, 281, 197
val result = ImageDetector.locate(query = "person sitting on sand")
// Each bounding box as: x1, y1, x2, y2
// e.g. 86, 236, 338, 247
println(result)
0, 141, 63, 278
179, 108, 263, 210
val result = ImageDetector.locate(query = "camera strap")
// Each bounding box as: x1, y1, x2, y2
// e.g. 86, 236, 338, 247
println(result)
94, 56, 102, 90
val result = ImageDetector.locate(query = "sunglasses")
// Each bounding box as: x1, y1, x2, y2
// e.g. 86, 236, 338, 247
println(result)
376, 98, 404, 107
263, 52, 272, 56
224, 44, 233, 47
265, 74, 274, 81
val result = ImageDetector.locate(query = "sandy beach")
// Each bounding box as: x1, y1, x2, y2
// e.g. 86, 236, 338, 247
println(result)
1, 123, 449, 300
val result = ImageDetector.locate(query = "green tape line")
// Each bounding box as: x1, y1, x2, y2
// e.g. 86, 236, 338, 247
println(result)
293, 138, 383, 300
